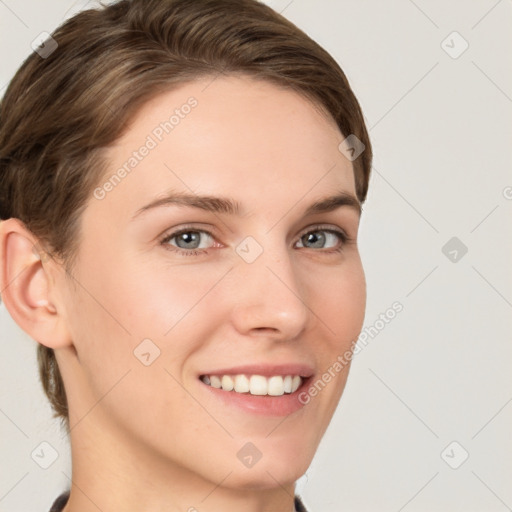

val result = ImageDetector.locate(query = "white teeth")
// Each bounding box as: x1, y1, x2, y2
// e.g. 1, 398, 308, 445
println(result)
268, 376, 284, 396
249, 375, 268, 395
221, 375, 234, 391
234, 374, 250, 393
283, 375, 293, 393
210, 375, 222, 389
201, 373, 304, 396
291, 375, 301, 393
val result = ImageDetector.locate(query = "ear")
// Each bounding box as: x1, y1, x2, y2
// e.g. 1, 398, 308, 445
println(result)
0, 218, 72, 349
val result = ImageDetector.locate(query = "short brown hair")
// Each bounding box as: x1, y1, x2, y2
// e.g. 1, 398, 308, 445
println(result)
0, 0, 372, 430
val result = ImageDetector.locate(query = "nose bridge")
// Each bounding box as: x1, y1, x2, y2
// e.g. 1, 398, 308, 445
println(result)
230, 233, 310, 337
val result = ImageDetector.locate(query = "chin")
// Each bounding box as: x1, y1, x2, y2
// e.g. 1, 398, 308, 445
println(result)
223, 450, 312, 490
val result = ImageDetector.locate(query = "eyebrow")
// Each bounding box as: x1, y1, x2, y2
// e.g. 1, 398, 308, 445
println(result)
131, 189, 361, 220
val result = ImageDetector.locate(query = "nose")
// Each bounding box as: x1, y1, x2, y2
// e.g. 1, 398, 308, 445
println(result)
229, 241, 310, 342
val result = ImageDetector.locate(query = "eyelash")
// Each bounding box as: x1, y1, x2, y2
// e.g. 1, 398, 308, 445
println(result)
158, 224, 352, 257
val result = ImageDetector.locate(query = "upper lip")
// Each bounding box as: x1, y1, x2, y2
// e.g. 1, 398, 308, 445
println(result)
199, 363, 315, 378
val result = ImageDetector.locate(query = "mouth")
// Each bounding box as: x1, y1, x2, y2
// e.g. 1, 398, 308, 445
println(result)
200, 373, 304, 396
197, 364, 314, 416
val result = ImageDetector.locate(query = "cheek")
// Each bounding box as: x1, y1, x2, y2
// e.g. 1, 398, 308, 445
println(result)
317, 258, 366, 349
120, 261, 228, 340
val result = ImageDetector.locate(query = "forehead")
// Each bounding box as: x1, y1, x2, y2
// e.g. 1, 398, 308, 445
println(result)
92, 75, 356, 221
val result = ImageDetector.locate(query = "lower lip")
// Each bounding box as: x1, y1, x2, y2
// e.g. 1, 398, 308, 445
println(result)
199, 378, 312, 416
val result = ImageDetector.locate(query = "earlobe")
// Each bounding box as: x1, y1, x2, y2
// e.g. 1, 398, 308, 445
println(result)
0, 218, 72, 349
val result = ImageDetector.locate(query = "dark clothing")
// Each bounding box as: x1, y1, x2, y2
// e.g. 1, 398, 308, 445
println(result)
48, 492, 69, 512
295, 495, 309, 511
49, 490, 309, 511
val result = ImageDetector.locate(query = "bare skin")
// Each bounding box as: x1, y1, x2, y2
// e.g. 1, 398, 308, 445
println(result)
0, 75, 366, 512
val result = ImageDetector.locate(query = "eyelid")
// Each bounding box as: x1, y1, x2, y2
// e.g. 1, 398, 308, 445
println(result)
158, 223, 217, 242
297, 223, 349, 239
158, 224, 218, 248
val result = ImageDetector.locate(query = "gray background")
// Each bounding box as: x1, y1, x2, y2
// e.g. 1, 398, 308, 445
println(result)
1, 1, 511, 511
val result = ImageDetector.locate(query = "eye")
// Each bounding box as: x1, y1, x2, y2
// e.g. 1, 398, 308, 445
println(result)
159, 225, 351, 257
160, 228, 215, 256
295, 227, 349, 253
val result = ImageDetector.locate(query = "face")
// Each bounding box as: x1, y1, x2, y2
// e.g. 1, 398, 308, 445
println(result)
54, 75, 366, 490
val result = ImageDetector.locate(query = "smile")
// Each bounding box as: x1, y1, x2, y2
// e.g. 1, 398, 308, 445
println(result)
200, 374, 302, 396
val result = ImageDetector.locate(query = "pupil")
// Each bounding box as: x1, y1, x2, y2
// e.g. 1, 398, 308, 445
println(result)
178, 232, 199, 248
304, 232, 325, 248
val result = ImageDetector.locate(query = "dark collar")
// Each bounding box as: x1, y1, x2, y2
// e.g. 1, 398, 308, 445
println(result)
295, 494, 309, 511
50, 491, 309, 511
49, 491, 69, 512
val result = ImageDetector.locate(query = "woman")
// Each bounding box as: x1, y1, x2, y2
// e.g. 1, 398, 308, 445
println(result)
0, 0, 372, 510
